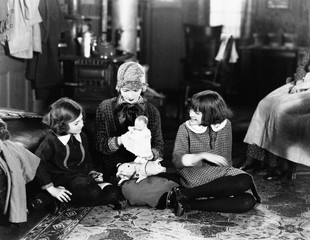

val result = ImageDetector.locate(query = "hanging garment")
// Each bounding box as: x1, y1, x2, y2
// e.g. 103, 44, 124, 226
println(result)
0, 140, 40, 223
215, 36, 239, 63
5, 0, 42, 59
25, 0, 67, 89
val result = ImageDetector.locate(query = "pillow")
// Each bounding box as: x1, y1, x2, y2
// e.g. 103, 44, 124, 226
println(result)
121, 176, 179, 208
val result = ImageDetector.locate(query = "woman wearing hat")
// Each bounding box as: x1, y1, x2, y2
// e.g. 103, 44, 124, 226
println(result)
95, 61, 164, 184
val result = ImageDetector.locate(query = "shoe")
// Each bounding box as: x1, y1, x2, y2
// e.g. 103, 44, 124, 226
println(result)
30, 193, 53, 210
112, 199, 128, 210
31, 193, 65, 215
172, 187, 189, 217
263, 172, 284, 181
166, 189, 177, 209
174, 201, 186, 217
240, 158, 262, 173
46, 200, 66, 215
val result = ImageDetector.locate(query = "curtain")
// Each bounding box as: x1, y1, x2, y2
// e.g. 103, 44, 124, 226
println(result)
240, 0, 254, 46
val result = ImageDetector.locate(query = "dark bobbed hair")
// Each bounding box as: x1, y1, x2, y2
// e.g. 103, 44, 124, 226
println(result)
189, 90, 233, 126
43, 97, 84, 135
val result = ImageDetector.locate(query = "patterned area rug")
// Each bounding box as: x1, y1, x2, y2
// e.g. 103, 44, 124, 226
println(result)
20, 206, 92, 240
21, 174, 310, 240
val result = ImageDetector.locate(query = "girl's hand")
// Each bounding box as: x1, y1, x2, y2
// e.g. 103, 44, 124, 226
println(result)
304, 72, 310, 82
200, 152, 229, 166
180, 152, 229, 167
46, 186, 72, 203
89, 171, 104, 182
289, 75, 310, 93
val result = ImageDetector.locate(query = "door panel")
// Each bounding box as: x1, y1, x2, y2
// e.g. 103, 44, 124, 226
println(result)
0, 46, 33, 110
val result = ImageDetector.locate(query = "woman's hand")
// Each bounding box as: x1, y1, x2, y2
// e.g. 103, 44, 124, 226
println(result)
46, 186, 72, 203
289, 83, 310, 93
289, 73, 310, 94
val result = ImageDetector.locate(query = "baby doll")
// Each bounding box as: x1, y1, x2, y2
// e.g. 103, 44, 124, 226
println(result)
116, 158, 166, 185
121, 115, 153, 163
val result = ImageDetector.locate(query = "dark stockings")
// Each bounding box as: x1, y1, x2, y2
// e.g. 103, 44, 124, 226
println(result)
158, 174, 261, 213
67, 181, 121, 206
190, 192, 256, 213
180, 174, 260, 213
181, 174, 260, 203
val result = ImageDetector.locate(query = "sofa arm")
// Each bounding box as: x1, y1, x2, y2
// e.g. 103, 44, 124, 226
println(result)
0, 108, 49, 152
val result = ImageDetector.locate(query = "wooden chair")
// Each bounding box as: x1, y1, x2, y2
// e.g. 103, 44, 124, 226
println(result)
179, 24, 223, 121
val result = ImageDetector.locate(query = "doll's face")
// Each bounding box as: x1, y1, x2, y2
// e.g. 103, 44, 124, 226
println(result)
188, 109, 203, 126
120, 87, 142, 104
134, 119, 146, 131
68, 113, 84, 134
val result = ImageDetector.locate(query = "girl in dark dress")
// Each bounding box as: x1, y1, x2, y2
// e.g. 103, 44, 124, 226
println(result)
31, 98, 121, 213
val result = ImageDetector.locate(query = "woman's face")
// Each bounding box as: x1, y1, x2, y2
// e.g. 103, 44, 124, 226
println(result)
188, 109, 203, 126
68, 113, 84, 134
120, 87, 142, 104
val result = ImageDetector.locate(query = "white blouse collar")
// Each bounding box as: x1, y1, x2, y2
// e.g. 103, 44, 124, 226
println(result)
211, 119, 227, 132
58, 133, 82, 145
185, 119, 227, 133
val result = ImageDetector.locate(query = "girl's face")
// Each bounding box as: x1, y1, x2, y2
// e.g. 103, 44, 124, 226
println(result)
120, 87, 142, 104
188, 109, 203, 126
68, 113, 84, 134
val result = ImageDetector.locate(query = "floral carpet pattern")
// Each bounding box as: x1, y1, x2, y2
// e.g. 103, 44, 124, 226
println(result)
20, 207, 92, 240
21, 174, 310, 240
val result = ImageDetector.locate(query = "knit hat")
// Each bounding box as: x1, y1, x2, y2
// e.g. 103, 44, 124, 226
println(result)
116, 61, 148, 92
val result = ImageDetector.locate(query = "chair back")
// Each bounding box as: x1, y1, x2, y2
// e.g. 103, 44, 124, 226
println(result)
183, 24, 223, 68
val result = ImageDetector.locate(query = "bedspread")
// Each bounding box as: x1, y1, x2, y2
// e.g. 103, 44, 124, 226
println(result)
244, 82, 310, 167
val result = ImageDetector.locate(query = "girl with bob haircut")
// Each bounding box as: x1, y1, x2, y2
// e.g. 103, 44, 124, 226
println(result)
189, 90, 233, 126
31, 97, 121, 214
163, 90, 261, 216
43, 97, 85, 135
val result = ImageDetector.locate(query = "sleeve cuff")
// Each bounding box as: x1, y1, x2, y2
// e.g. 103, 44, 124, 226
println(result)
151, 148, 161, 160
41, 182, 54, 190
108, 137, 120, 151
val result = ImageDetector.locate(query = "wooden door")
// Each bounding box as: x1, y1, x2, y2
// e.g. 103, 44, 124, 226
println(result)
0, 46, 33, 111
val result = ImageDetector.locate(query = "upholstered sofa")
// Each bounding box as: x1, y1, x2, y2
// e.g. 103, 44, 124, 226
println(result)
0, 108, 98, 218
0, 108, 50, 215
